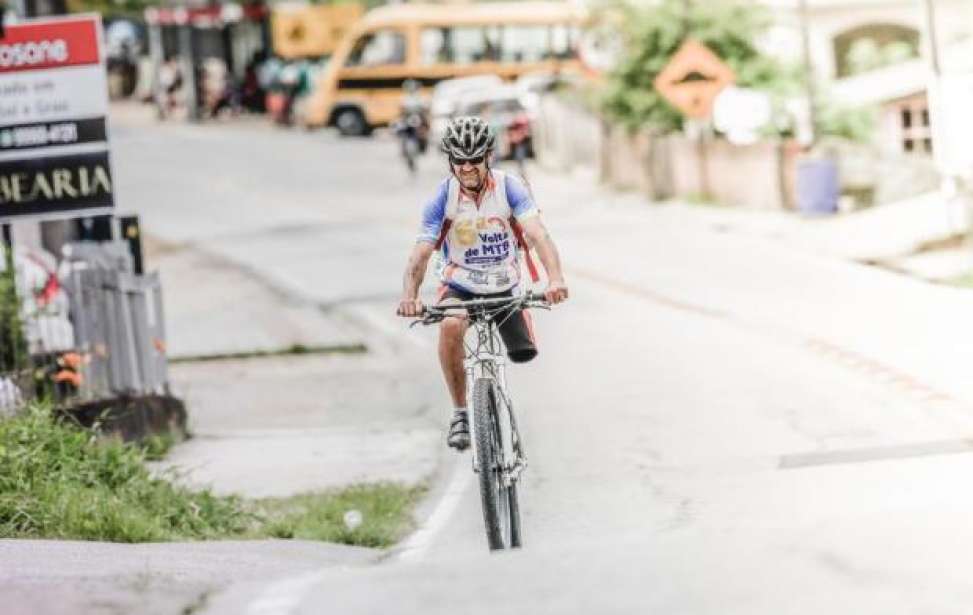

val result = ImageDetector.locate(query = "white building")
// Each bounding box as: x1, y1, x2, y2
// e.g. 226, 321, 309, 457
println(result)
761, 0, 973, 158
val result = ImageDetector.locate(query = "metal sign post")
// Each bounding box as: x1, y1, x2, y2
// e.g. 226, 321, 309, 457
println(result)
653, 39, 735, 199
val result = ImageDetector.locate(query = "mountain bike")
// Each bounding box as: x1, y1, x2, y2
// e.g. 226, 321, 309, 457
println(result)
416, 292, 549, 550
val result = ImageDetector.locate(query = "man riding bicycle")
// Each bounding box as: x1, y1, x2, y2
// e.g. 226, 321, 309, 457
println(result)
396, 116, 569, 451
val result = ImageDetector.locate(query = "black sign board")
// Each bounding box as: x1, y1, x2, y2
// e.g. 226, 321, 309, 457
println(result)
0, 117, 107, 151
0, 150, 112, 218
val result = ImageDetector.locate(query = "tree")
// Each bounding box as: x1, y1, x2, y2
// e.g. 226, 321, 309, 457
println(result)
599, 0, 799, 134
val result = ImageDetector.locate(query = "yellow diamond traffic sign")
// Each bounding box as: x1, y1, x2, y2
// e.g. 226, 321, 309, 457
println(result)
653, 39, 736, 119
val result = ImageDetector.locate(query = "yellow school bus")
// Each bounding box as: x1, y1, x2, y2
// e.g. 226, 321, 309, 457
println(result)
302, 1, 588, 135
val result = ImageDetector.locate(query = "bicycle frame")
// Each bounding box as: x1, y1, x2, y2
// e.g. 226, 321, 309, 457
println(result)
464, 312, 525, 486
416, 292, 546, 549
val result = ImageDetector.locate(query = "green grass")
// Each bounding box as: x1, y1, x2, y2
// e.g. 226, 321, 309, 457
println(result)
684, 192, 717, 206
257, 484, 426, 548
949, 272, 973, 288
0, 404, 423, 547
140, 432, 177, 461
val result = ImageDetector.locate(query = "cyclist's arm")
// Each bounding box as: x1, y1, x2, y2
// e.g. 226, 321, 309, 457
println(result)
399, 182, 448, 316
520, 216, 568, 304
399, 241, 435, 316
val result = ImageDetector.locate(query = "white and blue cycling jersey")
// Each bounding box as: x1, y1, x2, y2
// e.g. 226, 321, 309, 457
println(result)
417, 170, 538, 295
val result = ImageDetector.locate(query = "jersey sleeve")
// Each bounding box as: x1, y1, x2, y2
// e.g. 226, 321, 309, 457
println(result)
505, 174, 538, 220
416, 179, 449, 244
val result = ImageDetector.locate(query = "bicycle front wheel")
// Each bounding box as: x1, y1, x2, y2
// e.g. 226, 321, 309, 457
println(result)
473, 377, 520, 550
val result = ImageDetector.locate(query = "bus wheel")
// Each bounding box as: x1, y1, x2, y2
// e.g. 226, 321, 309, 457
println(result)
335, 108, 369, 137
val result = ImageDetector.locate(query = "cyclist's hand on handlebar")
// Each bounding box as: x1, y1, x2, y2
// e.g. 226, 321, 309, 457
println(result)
544, 280, 569, 305
397, 297, 425, 317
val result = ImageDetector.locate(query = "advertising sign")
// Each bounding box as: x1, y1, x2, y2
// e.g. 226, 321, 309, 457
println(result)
271, 4, 363, 60
0, 15, 113, 221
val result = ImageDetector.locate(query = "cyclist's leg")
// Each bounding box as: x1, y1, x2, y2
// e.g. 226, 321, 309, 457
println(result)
437, 285, 471, 407
497, 301, 537, 363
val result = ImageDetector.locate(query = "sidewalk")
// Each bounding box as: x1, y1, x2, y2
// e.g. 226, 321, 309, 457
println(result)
526, 164, 973, 282
147, 235, 442, 498
149, 235, 363, 360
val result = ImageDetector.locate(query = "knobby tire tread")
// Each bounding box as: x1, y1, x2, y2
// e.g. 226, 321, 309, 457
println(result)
473, 378, 504, 550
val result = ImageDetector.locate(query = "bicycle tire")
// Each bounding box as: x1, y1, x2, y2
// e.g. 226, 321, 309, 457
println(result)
473, 377, 511, 550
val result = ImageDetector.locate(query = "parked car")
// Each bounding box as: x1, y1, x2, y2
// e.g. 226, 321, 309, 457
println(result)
429, 75, 505, 145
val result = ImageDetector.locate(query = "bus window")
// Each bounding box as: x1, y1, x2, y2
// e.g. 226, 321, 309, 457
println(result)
420, 28, 448, 64
422, 26, 503, 65
345, 30, 406, 67
550, 24, 577, 60
501, 26, 549, 63
483, 26, 502, 62
451, 27, 492, 64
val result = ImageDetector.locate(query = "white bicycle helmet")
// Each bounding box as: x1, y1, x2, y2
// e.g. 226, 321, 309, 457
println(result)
441, 115, 495, 160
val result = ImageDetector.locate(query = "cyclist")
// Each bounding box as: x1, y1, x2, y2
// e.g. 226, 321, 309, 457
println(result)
396, 116, 569, 451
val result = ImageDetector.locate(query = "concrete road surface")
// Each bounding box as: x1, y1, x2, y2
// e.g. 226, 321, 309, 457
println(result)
15, 104, 973, 614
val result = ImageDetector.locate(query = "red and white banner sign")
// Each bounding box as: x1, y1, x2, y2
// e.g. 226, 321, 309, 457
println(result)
0, 15, 112, 220
0, 18, 100, 74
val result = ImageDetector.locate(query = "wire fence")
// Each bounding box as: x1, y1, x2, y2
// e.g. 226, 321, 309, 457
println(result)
0, 239, 169, 416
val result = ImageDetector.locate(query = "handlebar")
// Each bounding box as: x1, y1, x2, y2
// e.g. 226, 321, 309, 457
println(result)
423, 291, 546, 314
412, 292, 549, 326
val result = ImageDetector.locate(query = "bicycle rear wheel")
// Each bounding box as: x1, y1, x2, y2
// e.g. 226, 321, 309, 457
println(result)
473, 377, 520, 550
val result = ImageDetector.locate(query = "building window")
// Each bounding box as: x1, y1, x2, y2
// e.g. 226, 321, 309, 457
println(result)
833, 24, 920, 78
891, 95, 931, 155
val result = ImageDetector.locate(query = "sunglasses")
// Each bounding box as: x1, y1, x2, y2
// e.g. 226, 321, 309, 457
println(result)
450, 155, 485, 166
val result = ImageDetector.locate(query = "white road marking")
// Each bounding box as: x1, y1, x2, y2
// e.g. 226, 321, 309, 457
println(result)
394, 456, 472, 563
242, 443, 470, 614
243, 459, 470, 613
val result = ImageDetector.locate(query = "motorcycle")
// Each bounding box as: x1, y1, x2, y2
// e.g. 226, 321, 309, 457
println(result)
393, 106, 429, 175
506, 113, 532, 176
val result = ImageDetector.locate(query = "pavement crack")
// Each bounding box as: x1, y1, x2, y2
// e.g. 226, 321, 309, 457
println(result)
180, 588, 212, 615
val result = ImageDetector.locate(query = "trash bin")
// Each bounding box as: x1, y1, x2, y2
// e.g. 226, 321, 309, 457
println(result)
796, 158, 839, 215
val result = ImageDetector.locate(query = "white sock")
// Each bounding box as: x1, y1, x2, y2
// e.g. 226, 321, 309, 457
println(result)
454, 406, 467, 416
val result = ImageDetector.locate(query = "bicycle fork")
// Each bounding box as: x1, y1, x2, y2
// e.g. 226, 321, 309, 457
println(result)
467, 358, 527, 486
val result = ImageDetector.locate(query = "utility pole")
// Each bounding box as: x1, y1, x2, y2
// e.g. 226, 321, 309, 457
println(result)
678, 0, 711, 198
917, 0, 973, 240
176, 8, 200, 122
918, 0, 947, 172
797, 0, 818, 147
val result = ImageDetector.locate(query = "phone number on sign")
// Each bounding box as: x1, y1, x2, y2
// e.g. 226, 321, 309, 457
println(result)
0, 122, 78, 148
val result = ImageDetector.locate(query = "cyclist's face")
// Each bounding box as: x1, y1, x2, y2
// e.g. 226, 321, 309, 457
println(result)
452, 158, 487, 190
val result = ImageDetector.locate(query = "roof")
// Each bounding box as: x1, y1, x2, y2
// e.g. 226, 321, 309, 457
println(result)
360, 2, 587, 28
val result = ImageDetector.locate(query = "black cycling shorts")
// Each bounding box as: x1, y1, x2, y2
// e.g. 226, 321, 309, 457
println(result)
437, 285, 538, 363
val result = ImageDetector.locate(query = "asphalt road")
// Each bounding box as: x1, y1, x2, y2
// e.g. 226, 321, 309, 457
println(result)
91, 105, 973, 613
